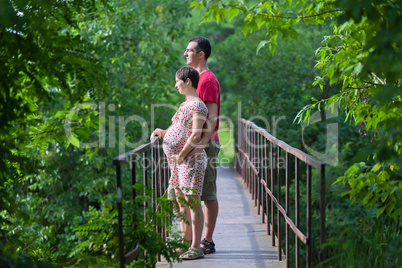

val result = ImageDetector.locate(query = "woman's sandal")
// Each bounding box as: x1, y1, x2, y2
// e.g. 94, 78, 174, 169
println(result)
200, 239, 216, 254
174, 248, 185, 255
179, 247, 205, 260
173, 240, 191, 255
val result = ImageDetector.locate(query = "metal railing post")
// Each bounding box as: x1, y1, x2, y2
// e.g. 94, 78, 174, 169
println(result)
116, 164, 125, 268
307, 165, 312, 268
285, 152, 290, 267
320, 165, 326, 267
277, 146, 282, 261
295, 157, 300, 268
270, 141, 275, 247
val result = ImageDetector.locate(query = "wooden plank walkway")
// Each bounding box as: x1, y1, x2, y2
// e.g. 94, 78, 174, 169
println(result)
157, 166, 285, 268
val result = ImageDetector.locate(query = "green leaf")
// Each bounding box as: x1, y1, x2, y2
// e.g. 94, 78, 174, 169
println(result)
256, 40, 268, 55
190, 1, 204, 11
227, 7, 239, 22
303, 109, 311, 124
289, 27, 299, 41
376, 205, 386, 218
269, 38, 277, 55
256, 16, 265, 29
27, 102, 38, 112
346, 163, 360, 177
334, 176, 346, 184
65, 140, 71, 149
371, 164, 381, 172
189, 2, 199, 8
353, 62, 363, 75
215, 9, 221, 23
70, 135, 80, 148
241, 23, 248, 36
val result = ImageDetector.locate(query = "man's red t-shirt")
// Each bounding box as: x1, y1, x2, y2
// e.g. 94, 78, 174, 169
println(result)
197, 70, 220, 141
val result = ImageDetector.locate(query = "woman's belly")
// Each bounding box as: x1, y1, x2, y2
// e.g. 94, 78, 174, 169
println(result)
162, 124, 187, 156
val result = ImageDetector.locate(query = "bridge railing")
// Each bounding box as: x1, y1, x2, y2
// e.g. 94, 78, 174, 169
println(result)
235, 119, 326, 268
112, 137, 170, 267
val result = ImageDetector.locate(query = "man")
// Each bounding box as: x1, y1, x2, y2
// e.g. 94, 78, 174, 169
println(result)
183, 36, 221, 254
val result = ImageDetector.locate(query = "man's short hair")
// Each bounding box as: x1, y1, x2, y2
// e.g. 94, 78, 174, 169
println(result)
189, 36, 211, 60
176, 66, 199, 89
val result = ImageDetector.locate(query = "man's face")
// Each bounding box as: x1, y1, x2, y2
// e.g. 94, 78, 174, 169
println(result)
184, 41, 200, 66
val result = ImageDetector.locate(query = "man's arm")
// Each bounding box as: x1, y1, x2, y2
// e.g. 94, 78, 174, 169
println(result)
199, 101, 218, 146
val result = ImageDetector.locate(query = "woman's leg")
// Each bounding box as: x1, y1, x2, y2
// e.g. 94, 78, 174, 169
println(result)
185, 194, 204, 249
175, 188, 192, 242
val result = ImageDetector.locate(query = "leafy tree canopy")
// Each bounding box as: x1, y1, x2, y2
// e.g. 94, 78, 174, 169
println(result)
1, 0, 190, 265
191, 0, 402, 220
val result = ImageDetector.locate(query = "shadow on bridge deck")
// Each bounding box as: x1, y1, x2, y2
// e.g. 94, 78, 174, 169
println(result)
157, 166, 285, 268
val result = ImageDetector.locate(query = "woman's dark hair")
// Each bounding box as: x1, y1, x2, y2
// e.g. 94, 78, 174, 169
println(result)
189, 36, 211, 60
176, 66, 199, 89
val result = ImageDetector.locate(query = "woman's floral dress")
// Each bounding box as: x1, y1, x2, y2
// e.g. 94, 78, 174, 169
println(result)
163, 101, 208, 196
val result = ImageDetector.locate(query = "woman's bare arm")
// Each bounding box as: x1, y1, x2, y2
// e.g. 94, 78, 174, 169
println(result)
169, 112, 206, 164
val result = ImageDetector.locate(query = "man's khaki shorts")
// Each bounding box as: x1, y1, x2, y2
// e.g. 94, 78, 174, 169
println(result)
167, 141, 220, 201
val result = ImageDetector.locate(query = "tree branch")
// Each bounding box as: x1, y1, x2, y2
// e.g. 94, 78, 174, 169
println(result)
0, 28, 5, 41
346, 85, 371, 90
370, 73, 386, 85
365, 81, 386, 87
225, 3, 344, 20
258, 9, 344, 20
299, 9, 344, 19
305, 87, 367, 109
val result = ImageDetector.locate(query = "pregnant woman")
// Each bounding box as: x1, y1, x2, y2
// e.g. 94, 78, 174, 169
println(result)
151, 66, 208, 260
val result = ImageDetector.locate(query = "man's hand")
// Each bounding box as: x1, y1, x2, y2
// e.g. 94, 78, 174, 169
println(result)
185, 146, 204, 161
169, 154, 185, 165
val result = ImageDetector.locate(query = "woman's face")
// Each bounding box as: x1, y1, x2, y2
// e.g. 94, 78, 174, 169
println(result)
175, 76, 188, 94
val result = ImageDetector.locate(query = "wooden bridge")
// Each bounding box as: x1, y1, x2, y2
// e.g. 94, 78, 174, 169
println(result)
113, 119, 326, 268
156, 166, 285, 268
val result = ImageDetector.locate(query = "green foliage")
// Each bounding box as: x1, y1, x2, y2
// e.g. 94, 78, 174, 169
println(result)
1, 0, 109, 261
323, 192, 402, 267
217, 121, 235, 166
191, 0, 401, 266
65, 184, 186, 267
1, 0, 400, 266
1, 0, 192, 266
191, 0, 402, 216
209, 18, 325, 150
336, 162, 402, 220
